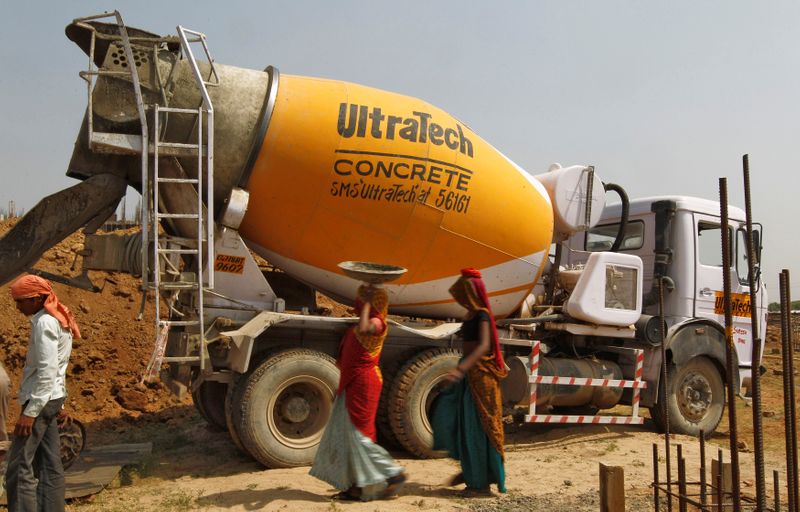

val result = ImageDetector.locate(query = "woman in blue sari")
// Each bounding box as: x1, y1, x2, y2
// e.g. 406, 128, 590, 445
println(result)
432, 268, 508, 495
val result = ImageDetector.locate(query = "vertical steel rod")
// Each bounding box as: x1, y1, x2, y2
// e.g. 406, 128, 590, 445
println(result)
717, 473, 724, 512
780, 270, 798, 512
659, 278, 673, 512
719, 177, 742, 512
700, 430, 707, 506
742, 154, 768, 511
653, 443, 661, 512
791, 276, 800, 512
678, 455, 687, 512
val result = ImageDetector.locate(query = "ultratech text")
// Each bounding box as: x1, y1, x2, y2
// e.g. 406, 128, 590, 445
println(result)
330, 180, 472, 215
334, 158, 471, 191
337, 104, 474, 158
714, 292, 752, 318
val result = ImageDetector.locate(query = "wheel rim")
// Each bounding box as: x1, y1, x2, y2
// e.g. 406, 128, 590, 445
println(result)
266, 376, 332, 449
59, 420, 86, 468
418, 375, 449, 435
677, 370, 713, 422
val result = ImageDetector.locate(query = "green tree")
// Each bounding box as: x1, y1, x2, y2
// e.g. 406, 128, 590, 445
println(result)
768, 300, 800, 312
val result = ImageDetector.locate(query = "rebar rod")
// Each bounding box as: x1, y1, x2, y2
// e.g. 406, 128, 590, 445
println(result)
780, 270, 798, 512
742, 155, 767, 511
701, 430, 708, 506
719, 177, 742, 512
717, 473, 724, 512
791, 280, 800, 512
654, 443, 661, 511
659, 277, 673, 512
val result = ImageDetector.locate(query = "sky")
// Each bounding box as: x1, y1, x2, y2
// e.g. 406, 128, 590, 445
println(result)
1, 2, 798, 298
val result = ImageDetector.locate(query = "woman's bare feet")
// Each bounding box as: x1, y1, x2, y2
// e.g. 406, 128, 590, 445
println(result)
461, 486, 493, 497
381, 471, 408, 498
333, 485, 362, 501
447, 472, 465, 487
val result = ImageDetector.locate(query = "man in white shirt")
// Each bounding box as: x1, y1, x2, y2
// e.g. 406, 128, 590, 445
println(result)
0, 362, 10, 455
6, 275, 79, 512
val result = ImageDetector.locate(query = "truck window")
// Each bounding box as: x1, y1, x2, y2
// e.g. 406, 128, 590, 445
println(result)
606, 265, 638, 310
697, 222, 732, 267
736, 228, 758, 285
585, 220, 644, 252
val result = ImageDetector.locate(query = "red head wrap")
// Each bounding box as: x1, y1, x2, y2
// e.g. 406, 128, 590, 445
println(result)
10, 275, 81, 339
460, 267, 482, 278
452, 268, 504, 370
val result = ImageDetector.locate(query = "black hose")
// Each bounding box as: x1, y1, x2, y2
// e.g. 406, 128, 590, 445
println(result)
603, 183, 629, 252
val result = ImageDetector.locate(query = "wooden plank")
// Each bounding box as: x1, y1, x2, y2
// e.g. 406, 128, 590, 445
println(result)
0, 442, 152, 503
599, 463, 625, 512
711, 458, 733, 506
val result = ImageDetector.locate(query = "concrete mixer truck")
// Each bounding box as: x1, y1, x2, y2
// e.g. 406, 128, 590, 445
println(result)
0, 12, 767, 468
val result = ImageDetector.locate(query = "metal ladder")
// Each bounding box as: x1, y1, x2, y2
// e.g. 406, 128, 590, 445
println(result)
149, 26, 217, 373
73, 12, 217, 376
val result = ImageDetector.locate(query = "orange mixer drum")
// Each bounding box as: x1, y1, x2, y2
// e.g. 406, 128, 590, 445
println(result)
240, 75, 554, 318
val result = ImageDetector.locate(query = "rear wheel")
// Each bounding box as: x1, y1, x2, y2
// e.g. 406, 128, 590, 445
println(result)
229, 348, 339, 467
388, 348, 460, 458
376, 348, 420, 449
650, 356, 725, 437
192, 380, 229, 432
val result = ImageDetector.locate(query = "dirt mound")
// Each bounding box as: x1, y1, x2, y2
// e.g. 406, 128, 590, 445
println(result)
0, 219, 185, 431
0, 219, 354, 434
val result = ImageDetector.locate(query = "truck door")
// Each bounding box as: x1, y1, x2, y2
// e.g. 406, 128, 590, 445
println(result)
694, 214, 755, 377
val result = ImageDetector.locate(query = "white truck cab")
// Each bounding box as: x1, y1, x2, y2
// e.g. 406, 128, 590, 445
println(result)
562, 195, 767, 434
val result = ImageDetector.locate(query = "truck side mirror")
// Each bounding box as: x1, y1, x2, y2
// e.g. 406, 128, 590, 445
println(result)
751, 227, 761, 265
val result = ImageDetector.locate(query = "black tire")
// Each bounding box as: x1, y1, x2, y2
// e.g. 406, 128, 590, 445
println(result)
192, 380, 229, 432
650, 356, 725, 437
59, 418, 86, 470
229, 348, 339, 468
225, 372, 247, 454
376, 348, 420, 449
388, 348, 460, 458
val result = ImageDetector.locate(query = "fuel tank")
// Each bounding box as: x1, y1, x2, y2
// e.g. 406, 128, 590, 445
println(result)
502, 355, 624, 409
3, 20, 556, 318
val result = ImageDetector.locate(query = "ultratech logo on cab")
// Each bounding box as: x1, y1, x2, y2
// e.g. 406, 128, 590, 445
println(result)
337, 104, 474, 157
713, 291, 752, 318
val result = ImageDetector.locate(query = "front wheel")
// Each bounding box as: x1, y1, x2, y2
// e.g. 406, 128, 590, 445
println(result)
650, 356, 725, 437
229, 349, 339, 468
388, 348, 460, 458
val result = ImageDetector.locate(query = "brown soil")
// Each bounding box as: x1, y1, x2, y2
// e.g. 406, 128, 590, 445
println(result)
0, 218, 795, 511
0, 218, 187, 432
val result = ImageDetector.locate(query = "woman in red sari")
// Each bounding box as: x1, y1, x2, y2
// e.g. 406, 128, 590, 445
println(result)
310, 284, 407, 501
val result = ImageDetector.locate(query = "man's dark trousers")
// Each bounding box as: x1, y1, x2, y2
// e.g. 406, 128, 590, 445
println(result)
4, 398, 65, 512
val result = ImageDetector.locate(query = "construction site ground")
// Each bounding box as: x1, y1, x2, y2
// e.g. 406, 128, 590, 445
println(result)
0, 219, 794, 512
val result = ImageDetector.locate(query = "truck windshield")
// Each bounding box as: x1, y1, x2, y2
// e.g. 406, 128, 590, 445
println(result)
585, 220, 644, 252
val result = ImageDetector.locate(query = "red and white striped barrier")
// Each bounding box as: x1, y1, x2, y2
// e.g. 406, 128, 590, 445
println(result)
531, 376, 647, 388
528, 415, 646, 425
525, 340, 647, 425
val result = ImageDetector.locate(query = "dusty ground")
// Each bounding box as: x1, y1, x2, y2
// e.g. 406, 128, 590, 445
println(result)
0, 218, 795, 511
